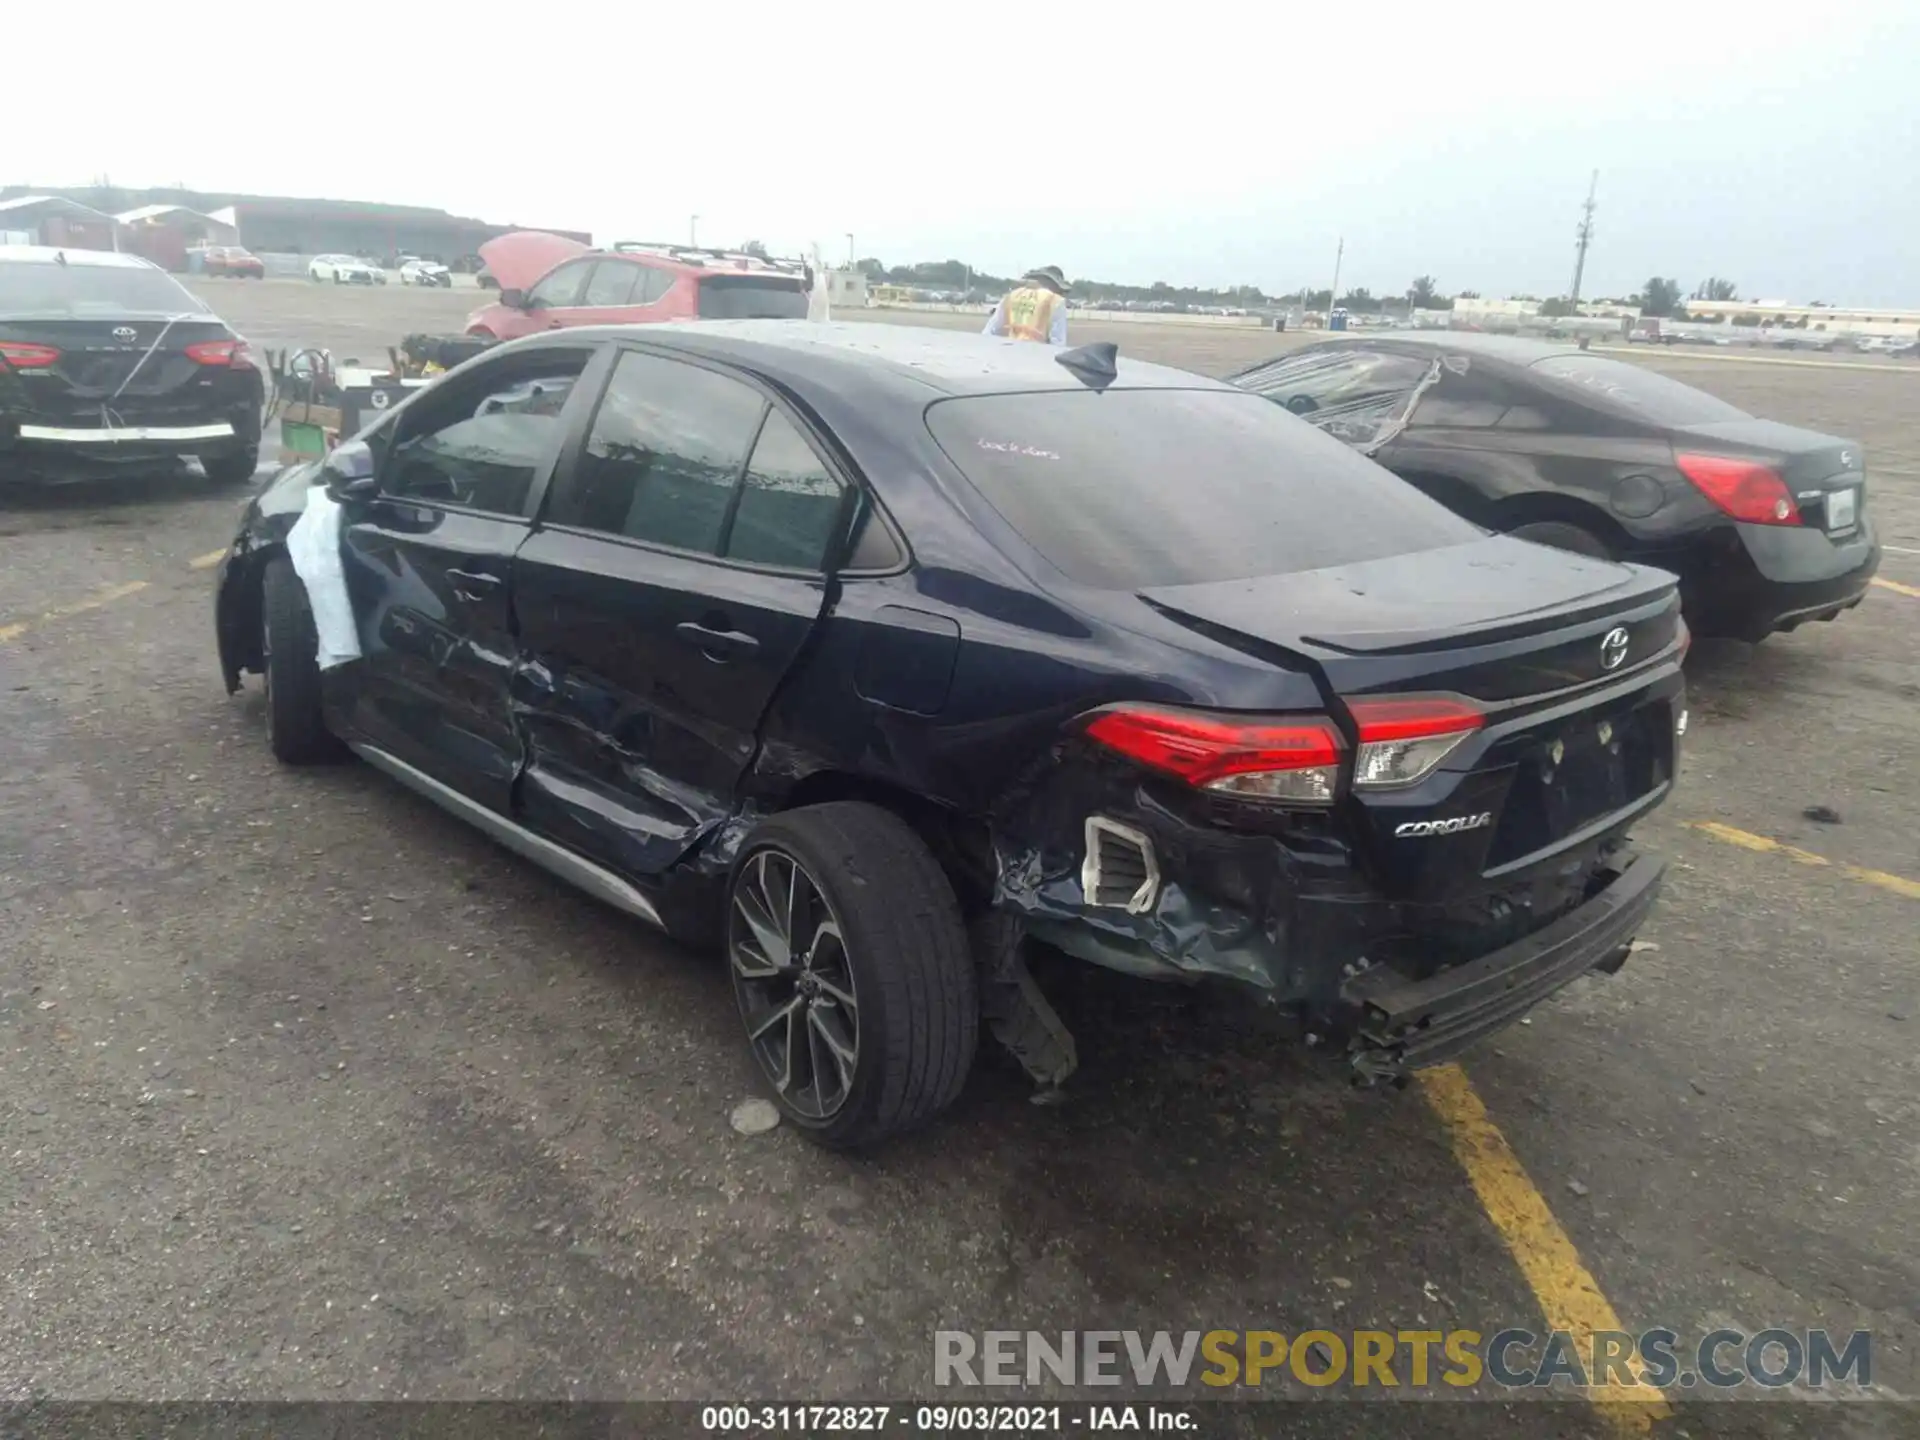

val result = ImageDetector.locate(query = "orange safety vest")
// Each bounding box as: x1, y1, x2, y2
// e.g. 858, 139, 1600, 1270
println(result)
1001, 285, 1062, 342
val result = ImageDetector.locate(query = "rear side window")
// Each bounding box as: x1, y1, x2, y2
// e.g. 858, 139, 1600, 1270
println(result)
697, 275, 808, 319
926, 388, 1480, 589
0, 261, 203, 318
545, 351, 764, 553
725, 411, 847, 570
1530, 354, 1749, 426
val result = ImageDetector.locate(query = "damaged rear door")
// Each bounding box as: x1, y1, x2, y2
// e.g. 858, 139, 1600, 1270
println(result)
509, 347, 850, 876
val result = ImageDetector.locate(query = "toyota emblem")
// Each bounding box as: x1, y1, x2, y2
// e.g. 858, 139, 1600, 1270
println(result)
112, 326, 137, 341
1599, 626, 1630, 671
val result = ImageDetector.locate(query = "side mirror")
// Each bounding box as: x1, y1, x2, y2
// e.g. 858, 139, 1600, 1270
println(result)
500, 287, 529, 310
321, 439, 379, 502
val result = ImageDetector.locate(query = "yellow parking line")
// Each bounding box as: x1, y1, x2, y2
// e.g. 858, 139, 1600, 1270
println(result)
188, 548, 229, 571
1872, 576, 1920, 599
1418, 1064, 1668, 1433
0, 580, 151, 645
1687, 821, 1920, 899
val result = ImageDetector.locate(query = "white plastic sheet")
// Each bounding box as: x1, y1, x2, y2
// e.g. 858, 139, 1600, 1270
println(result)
285, 482, 362, 670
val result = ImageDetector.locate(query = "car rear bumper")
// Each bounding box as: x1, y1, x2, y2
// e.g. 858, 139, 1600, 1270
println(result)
3, 402, 259, 479
18, 420, 235, 443
1339, 849, 1663, 1079
1680, 518, 1880, 640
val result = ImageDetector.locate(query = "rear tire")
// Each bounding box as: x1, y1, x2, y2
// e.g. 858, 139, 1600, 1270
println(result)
727, 802, 978, 1149
261, 557, 340, 765
1505, 520, 1613, 560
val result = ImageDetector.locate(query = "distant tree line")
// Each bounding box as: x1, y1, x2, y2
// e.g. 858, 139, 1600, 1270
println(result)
849, 257, 1754, 320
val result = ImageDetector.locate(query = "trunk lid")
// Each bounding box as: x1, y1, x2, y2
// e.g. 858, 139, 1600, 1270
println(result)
1139, 535, 1679, 702
1139, 535, 1684, 899
1, 317, 235, 424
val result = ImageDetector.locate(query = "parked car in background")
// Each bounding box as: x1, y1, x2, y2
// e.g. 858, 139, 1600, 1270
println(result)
465, 232, 809, 341
398, 256, 452, 287
0, 246, 263, 486
308, 254, 385, 285
1232, 333, 1881, 641
196, 245, 266, 279
213, 323, 1682, 1147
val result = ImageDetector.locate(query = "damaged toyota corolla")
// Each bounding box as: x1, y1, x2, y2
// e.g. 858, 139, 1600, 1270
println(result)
212, 322, 1686, 1148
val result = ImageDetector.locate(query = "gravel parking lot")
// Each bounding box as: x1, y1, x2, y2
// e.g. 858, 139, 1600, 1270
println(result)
3, 278, 1916, 1433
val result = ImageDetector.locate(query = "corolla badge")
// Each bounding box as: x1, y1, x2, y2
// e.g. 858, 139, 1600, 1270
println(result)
1600, 626, 1630, 671
112, 326, 137, 341
1395, 813, 1492, 838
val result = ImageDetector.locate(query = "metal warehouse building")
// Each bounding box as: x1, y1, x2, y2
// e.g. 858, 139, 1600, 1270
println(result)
0, 186, 588, 263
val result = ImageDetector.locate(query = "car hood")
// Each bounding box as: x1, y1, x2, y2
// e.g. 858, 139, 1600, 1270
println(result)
477, 231, 589, 293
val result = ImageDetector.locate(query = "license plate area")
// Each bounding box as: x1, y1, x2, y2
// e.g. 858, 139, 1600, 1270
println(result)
1484, 700, 1670, 870
1824, 486, 1858, 534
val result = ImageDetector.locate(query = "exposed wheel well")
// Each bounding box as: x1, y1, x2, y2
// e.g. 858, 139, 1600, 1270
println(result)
776, 770, 997, 911
1489, 493, 1634, 553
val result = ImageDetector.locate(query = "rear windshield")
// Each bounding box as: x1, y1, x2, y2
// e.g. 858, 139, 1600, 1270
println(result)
1530, 353, 1748, 426
697, 275, 808, 320
0, 260, 205, 319
925, 388, 1481, 588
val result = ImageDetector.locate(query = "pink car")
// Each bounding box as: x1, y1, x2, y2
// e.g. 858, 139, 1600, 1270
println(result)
466, 232, 811, 341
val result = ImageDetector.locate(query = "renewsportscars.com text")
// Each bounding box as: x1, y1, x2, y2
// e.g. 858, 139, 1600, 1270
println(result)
934, 1328, 1872, 1391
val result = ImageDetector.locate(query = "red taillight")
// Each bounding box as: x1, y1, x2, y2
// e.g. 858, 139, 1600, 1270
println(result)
1676, 452, 1800, 526
1348, 695, 1483, 789
0, 340, 61, 368
185, 338, 253, 368
1084, 706, 1344, 803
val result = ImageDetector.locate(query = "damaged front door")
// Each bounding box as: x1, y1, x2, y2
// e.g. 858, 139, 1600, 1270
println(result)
339, 345, 602, 809
510, 347, 849, 876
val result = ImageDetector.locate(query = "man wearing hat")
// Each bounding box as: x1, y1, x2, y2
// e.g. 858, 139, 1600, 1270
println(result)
983, 266, 1071, 345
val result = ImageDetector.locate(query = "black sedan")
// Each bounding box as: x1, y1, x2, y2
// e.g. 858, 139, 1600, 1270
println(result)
213, 323, 1685, 1147
1, 246, 264, 486
1232, 334, 1881, 641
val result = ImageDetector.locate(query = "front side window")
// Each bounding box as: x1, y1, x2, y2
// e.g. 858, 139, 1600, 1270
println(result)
724, 411, 847, 569
582, 260, 644, 308
543, 351, 766, 553
527, 259, 593, 309
380, 354, 590, 514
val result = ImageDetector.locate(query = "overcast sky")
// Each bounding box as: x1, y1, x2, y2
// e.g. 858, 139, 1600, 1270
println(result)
9, 0, 1917, 303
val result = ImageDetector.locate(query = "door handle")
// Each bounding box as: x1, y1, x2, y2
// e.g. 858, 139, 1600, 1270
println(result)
445, 567, 502, 603
675, 621, 761, 661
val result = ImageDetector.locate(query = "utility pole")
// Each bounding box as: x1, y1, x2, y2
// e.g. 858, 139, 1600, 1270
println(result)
845, 233, 855, 268
690, 214, 700, 246
1326, 236, 1344, 325
1569, 171, 1597, 306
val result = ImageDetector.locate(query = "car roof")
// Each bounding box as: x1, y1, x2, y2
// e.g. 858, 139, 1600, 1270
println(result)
0, 245, 164, 270
525, 320, 1232, 399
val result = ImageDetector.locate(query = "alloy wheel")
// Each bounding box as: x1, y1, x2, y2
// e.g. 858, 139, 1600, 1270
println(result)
729, 848, 861, 1121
